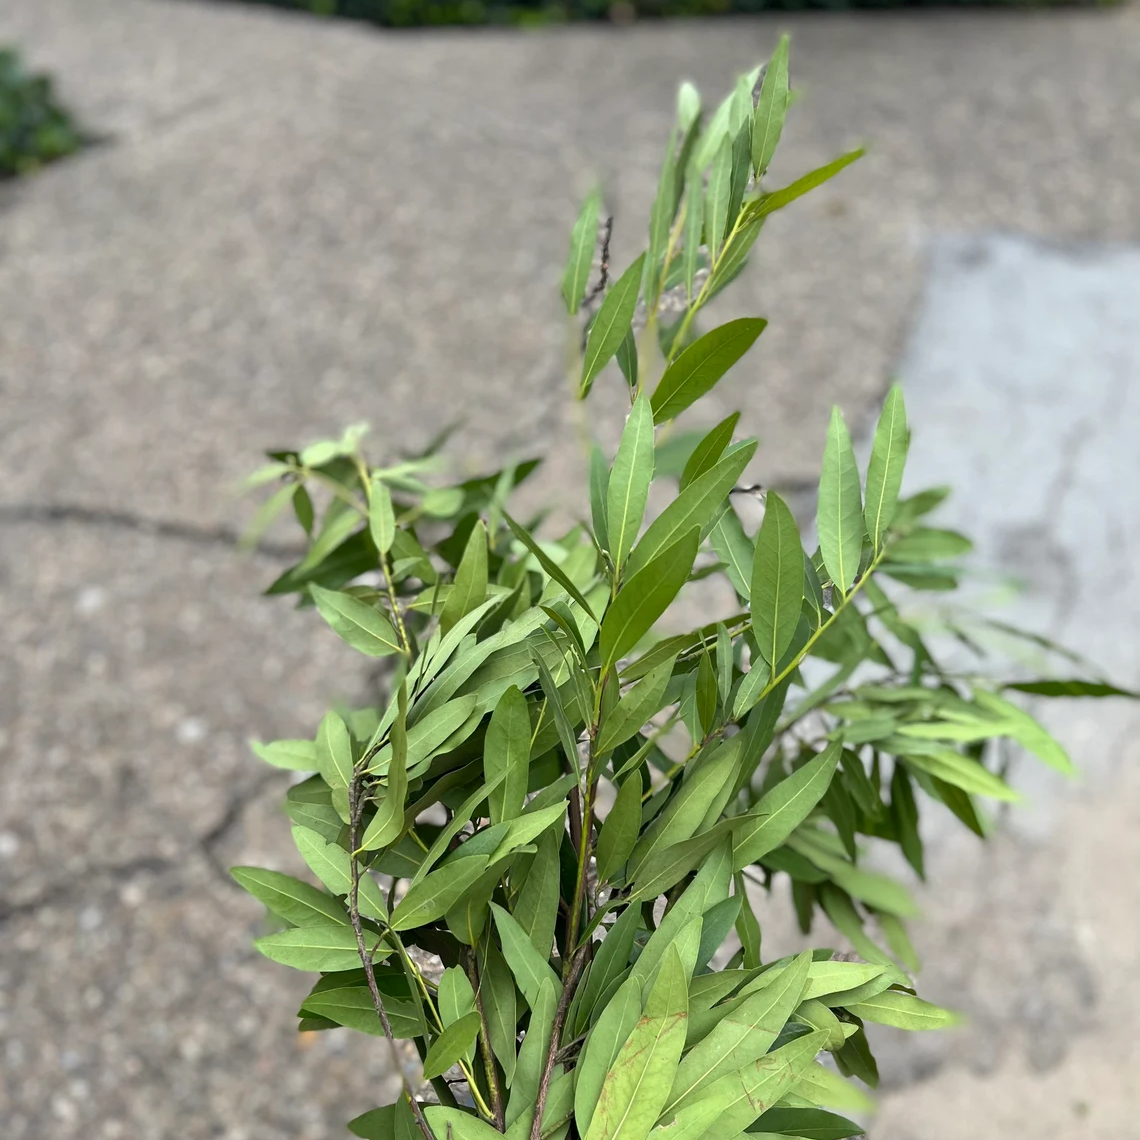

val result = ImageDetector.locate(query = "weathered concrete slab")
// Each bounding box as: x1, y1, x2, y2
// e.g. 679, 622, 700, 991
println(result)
1, 1, 1139, 1136
870, 234, 1140, 1137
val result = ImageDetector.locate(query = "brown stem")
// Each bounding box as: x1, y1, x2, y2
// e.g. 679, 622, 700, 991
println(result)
529, 943, 589, 1140
349, 779, 436, 1140
465, 949, 505, 1130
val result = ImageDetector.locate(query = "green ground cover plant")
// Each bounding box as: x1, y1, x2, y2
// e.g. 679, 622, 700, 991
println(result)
236, 40, 1133, 1140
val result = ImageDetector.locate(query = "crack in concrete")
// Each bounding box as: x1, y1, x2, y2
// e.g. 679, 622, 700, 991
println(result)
0, 502, 304, 559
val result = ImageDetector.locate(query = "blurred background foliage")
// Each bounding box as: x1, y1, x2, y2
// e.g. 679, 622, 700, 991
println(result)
227, 0, 1088, 31
0, 46, 81, 179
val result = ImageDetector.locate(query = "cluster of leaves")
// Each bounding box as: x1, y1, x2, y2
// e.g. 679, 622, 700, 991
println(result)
232, 0, 1073, 32
0, 47, 82, 179
237, 40, 1132, 1140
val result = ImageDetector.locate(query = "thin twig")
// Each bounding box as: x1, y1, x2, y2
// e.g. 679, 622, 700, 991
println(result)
348, 779, 436, 1140
529, 943, 589, 1140
465, 949, 505, 1130
583, 215, 614, 306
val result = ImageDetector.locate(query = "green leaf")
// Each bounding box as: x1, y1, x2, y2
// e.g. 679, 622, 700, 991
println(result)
485, 684, 532, 825
291, 826, 387, 921
863, 385, 908, 553
513, 827, 561, 958
440, 520, 488, 634
563, 187, 602, 314
751, 492, 804, 671
301, 983, 420, 1039
689, 1030, 827, 1140
255, 923, 377, 972
751, 149, 864, 220
503, 510, 599, 620
506, 975, 559, 1131
250, 738, 317, 772
600, 528, 700, 670
575, 976, 643, 1135
893, 744, 1020, 802
390, 854, 491, 931
424, 1107, 504, 1140
727, 119, 752, 230
584, 944, 689, 1140
682, 170, 704, 302
666, 950, 811, 1111
481, 939, 519, 1087
752, 1106, 865, 1140
618, 327, 639, 389
231, 866, 348, 927
596, 775, 643, 884
608, 393, 657, 573
710, 506, 753, 600
733, 743, 840, 870
817, 408, 864, 595
316, 709, 353, 793
680, 413, 740, 492
794, 1061, 875, 1114
369, 478, 396, 556
705, 136, 733, 261
361, 682, 408, 851
581, 254, 647, 398
733, 874, 762, 970
801, 961, 890, 1003
1004, 678, 1140, 699
423, 1011, 483, 1079
311, 584, 401, 657
973, 688, 1077, 776
752, 34, 790, 177
367, 695, 479, 776
347, 1104, 396, 1140
847, 989, 961, 1031
598, 656, 676, 754
651, 319, 767, 425
885, 527, 972, 563
645, 132, 679, 303
491, 901, 560, 1009
627, 440, 757, 578
591, 443, 612, 549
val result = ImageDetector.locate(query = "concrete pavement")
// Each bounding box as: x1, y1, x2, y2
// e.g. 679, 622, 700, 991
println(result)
1, 1, 1138, 1136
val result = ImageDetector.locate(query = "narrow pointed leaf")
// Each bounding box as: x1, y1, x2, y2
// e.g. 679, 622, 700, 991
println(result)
582, 254, 647, 398
513, 827, 561, 957
422, 1011, 483, 1080
290, 825, 387, 922
575, 976, 643, 1135
369, 478, 396, 556
485, 684, 532, 825
627, 439, 756, 577
817, 408, 864, 594
680, 413, 740, 491
752, 150, 864, 221
705, 136, 733, 261
311, 584, 401, 657
682, 171, 704, 301
491, 902, 560, 1009
651, 319, 767, 425
255, 924, 379, 972
316, 710, 354, 792
751, 492, 804, 670
231, 866, 348, 927
584, 944, 689, 1140
503, 510, 598, 620
846, 989, 961, 1031
733, 743, 840, 870
390, 855, 491, 931
440, 521, 488, 634
598, 655, 677, 754
563, 187, 602, 314
361, 682, 408, 850
751, 35, 790, 177
596, 775, 643, 884
608, 393, 656, 572
600, 528, 701, 670
863, 385, 908, 553
506, 976, 559, 1130
590, 443, 612, 549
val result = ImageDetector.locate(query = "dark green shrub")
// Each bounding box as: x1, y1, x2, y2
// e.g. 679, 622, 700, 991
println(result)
236, 39, 1133, 1140
229, 0, 1079, 30
0, 47, 81, 179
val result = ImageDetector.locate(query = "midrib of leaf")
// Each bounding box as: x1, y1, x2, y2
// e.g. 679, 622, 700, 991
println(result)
868, 396, 901, 549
